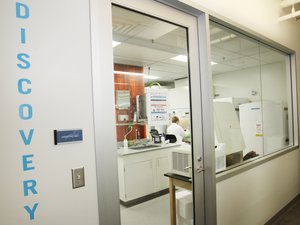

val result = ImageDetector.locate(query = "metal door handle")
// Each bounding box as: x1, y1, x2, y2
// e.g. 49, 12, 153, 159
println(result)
196, 166, 204, 173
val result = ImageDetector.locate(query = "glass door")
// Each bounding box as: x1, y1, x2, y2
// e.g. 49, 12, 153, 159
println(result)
111, 1, 213, 225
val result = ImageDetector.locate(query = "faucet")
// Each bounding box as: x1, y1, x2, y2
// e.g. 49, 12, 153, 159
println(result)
135, 129, 140, 144
124, 125, 133, 140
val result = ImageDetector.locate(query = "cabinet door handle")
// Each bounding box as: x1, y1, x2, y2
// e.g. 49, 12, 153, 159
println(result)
184, 166, 191, 171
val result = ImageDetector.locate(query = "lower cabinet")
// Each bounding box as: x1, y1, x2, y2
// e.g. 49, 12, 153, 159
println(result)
156, 156, 170, 190
123, 160, 154, 201
118, 148, 171, 203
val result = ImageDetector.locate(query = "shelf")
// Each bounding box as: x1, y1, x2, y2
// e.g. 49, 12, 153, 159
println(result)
116, 122, 146, 126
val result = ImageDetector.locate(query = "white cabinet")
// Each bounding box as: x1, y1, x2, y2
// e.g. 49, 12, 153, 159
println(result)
118, 148, 171, 204
155, 156, 170, 190
124, 160, 154, 201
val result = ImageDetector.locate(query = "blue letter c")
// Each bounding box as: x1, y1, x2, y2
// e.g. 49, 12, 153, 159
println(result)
18, 78, 32, 95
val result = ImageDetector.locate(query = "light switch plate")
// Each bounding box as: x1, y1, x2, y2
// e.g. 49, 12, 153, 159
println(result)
71, 167, 85, 189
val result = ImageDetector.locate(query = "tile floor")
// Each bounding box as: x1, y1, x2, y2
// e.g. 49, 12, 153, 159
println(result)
120, 194, 170, 225
269, 196, 300, 225
120, 194, 300, 225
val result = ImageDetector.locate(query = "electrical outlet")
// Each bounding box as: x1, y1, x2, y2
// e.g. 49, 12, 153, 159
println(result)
71, 167, 85, 189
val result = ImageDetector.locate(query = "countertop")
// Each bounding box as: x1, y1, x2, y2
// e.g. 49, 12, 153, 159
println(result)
117, 142, 183, 156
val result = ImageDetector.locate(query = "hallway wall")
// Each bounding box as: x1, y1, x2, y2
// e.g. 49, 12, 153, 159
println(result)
0, 0, 99, 224
217, 151, 299, 225
1, 0, 299, 224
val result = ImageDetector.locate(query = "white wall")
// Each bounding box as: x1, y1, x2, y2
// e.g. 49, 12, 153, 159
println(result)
181, 0, 300, 224
217, 151, 299, 225
168, 87, 190, 109
0, 0, 99, 224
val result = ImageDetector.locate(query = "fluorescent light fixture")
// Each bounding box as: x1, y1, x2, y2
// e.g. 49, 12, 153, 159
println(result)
114, 82, 129, 86
144, 75, 160, 80
171, 55, 188, 62
112, 41, 121, 47
172, 55, 217, 66
211, 34, 236, 45
113, 71, 159, 80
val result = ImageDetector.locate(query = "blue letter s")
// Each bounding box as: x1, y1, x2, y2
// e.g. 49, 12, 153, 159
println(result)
17, 53, 30, 69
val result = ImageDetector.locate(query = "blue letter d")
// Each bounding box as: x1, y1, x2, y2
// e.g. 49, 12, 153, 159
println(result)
16, 2, 30, 19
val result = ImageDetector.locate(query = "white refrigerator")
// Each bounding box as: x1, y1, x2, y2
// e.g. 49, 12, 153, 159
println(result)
239, 101, 288, 156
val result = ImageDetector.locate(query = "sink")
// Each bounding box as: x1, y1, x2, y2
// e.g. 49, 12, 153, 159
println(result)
129, 144, 159, 150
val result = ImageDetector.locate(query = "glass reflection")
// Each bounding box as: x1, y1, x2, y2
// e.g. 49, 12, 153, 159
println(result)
112, 5, 193, 225
210, 22, 293, 171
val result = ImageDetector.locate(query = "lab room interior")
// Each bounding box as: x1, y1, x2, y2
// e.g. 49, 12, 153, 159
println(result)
1, 0, 300, 225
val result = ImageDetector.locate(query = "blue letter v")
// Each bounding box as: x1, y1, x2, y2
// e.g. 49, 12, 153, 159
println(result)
19, 129, 34, 146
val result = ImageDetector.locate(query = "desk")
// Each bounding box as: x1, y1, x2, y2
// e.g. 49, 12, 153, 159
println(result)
164, 173, 192, 225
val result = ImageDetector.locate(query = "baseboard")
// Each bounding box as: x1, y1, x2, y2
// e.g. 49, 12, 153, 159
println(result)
265, 194, 300, 225
120, 188, 169, 207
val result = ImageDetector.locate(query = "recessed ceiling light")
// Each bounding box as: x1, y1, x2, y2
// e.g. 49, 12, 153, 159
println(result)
113, 71, 159, 80
211, 61, 218, 65
112, 41, 121, 47
144, 75, 160, 80
171, 55, 188, 62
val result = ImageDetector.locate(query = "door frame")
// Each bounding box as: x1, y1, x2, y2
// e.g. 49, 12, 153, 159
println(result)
89, 0, 216, 224
155, 1, 217, 224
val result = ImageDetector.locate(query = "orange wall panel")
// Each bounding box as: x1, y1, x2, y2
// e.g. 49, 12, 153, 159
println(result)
114, 64, 146, 142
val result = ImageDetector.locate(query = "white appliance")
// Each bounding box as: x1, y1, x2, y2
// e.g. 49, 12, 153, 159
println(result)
214, 97, 250, 119
213, 101, 245, 155
239, 101, 288, 156
176, 190, 193, 225
214, 97, 250, 109
215, 143, 226, 172
170, 144, 192, 177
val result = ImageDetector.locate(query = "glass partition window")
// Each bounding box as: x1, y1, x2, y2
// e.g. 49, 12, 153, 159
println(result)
210, 22, 294, 171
